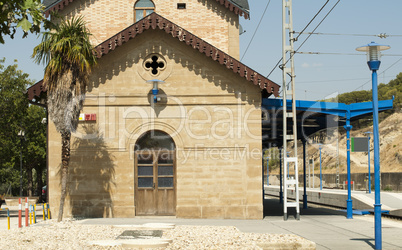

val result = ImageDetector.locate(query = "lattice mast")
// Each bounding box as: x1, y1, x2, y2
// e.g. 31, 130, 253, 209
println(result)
281, 0, 300, 221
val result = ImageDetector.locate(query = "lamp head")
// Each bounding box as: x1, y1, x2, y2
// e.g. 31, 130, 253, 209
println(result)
146, 79, 164, 103
147, 79, 164, 90
356, 41, 390, 62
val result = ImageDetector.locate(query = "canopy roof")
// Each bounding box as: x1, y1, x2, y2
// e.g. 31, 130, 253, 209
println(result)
261, 98, 394, 147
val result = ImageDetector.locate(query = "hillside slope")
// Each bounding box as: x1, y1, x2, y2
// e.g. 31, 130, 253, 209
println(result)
305, 112, 402, 174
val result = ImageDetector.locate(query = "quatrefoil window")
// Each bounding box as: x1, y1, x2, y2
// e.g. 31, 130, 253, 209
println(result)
144, 55, 166, 76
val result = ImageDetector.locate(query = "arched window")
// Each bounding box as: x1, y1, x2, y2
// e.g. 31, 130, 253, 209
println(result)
135, 130, 175, 151
134, 0, 155, 22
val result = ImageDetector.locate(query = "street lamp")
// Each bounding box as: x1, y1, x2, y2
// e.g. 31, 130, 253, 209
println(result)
356, 41, 390, 250
147, 79, 164, 103
18, 130, 25, 197
364, 131, 373, 194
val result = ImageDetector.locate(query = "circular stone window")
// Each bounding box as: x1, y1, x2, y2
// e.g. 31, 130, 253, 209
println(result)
144, 55, 165, 75
138, 53, 172, 81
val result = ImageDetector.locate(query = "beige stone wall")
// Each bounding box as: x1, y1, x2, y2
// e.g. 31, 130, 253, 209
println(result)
56, 0, 240, 59
48, 30, 261, 219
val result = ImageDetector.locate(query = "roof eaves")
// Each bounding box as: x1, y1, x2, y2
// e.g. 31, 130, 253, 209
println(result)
27, 13, 279, 101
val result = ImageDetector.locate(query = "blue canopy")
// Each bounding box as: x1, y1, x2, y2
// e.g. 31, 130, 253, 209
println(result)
261, 98, 394, 147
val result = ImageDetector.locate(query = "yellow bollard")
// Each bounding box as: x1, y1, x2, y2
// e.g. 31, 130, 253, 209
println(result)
47, 203, 51, 219
43, 203, 46, 221
29, 206, 32, 225
6, 208, 10, 230
33, 204, 37, 224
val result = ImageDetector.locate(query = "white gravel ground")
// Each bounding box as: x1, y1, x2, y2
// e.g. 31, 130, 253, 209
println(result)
0, 219, 316, 249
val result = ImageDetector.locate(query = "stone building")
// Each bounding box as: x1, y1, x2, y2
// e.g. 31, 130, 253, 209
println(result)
27, 0, 279, 219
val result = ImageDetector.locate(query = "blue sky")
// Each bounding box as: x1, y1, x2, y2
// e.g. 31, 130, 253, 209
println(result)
240, 0, 402, 101
0, 0, 401, 101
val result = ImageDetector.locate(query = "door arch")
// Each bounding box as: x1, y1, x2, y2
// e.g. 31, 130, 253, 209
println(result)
134, 130, 176, 216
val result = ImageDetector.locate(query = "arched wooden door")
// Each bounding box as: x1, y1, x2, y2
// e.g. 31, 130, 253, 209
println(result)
134, 131, 176, 216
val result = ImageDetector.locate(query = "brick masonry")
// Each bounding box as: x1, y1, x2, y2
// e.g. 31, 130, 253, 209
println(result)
48, 28, 264, 219
55, 0, 240, 59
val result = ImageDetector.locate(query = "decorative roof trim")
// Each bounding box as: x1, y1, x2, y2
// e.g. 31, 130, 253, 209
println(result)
44, 0, 249, 19
95, 13, 278, 96
27, 13, 279, 102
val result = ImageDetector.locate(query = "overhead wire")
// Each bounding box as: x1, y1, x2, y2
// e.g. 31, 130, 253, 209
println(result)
267, 0, 336, 79
294, 0, 329, 41
293, 32, 402, 38
274, 0, 341, 95
240, 0, 272, 61
352, 57, 402, 91
296, 52, 402, 56
288, 0, 341, 64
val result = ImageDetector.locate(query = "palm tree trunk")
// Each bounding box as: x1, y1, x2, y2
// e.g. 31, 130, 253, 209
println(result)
58, 131, 71, 222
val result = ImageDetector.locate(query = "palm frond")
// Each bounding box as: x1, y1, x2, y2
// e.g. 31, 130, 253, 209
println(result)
32, 16, 97, 134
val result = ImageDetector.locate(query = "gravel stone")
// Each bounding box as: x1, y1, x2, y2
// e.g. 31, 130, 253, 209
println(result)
0, 219, 315, 249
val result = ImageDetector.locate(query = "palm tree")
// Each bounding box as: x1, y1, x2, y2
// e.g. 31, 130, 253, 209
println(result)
32, 16, 97, 221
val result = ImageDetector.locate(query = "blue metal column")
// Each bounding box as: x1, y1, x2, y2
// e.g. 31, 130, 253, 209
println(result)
279, 148, 283, 204
344, 109, 353, 219
302, 139, 308, 209
370, 63, 382, 250
368, 134, 371, 194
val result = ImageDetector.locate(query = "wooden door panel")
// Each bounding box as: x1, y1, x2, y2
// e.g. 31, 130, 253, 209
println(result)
136, 189, 156, 215
135, 150, 175, 216
157, 189, 175, 215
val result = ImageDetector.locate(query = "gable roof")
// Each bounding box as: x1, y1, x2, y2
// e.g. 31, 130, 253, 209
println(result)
27, 12, 279, 102
43, 0, 249, 19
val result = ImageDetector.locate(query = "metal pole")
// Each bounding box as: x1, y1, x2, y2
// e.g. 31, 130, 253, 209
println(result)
266, 157, 269, 186
20, 148, 22, 197
287, 151, 290, 179
319, 146, 322, 190
279, 148, 283, 204
302, 139, 307, 209
308, 158, 311, 188
336, 128, 340, 188
344, 110, 353, 219
367, 134, 371, 194
371, 67, 382, 250
312, 158, 315, 188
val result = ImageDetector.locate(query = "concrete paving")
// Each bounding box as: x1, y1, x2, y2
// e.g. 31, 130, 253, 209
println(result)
75, 197, 402, 250
265, 185, 402, 215
2, 198, 402, 249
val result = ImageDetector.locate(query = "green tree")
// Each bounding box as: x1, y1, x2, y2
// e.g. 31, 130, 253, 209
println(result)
0, 58, 29, 196
0, 58, 46, 198
0, 0, 52, 44
24, 105, 46, 197
32, 16, 97, 221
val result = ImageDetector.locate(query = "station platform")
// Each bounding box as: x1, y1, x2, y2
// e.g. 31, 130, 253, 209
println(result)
265, 185, 402, 217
